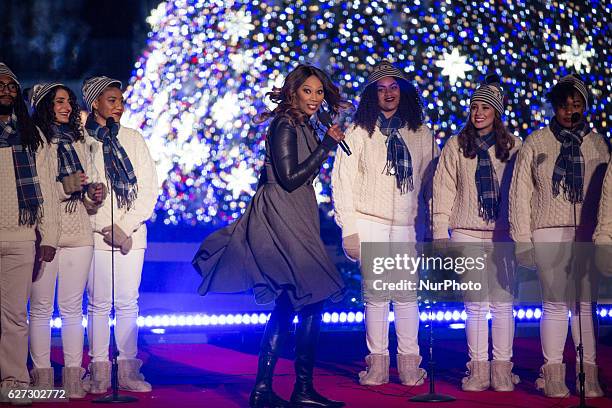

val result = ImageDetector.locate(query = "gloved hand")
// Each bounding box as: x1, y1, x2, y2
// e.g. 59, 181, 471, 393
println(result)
594, 243, 612, 277
38, 245, 56, 262
120, 237, 133, 255
343, 233, 360, 262
61, 171, 85, 195
515, 242, 536, 270
87, 182, 107, 204
101, 224, 130, 248
433, 238, 450, 255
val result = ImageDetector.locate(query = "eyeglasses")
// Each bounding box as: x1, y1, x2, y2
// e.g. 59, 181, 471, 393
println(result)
0, 82, 19, 92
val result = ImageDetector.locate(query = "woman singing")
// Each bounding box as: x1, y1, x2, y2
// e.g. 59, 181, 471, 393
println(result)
193, 65, 347, 408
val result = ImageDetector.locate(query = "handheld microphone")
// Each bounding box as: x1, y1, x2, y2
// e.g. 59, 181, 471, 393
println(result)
318, 110, 351, 156
571, 112, 581, 126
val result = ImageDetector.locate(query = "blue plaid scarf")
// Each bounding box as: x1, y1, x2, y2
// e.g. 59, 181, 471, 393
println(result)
0, 115, 43, 225
377, 113, 413, 194
550, 117, 588, 204
474, 131, 500, 223
50, 124, 85, 212
84, 114, 138, 209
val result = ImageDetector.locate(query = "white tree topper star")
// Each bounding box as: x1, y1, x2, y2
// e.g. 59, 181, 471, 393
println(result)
558, 37, 595, 73
435, 48, 473, 85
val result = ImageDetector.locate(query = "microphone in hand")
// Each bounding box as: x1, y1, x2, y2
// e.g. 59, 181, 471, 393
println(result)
318, 109, 351, 156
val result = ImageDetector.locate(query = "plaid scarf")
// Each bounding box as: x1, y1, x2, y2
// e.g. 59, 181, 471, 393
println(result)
474, 131, 500, 223
550, 117, 588, 204
50, 124, 85, 212
377, 113, 413, 194
0, 115, 43, 225
84, 114, 138, 209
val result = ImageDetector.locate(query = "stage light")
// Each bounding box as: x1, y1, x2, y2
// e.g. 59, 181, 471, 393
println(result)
47, 306, 612, 330
355, 312, 364, 323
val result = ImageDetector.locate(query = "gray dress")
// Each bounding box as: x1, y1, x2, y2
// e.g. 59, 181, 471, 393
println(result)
192, 115, 345, 310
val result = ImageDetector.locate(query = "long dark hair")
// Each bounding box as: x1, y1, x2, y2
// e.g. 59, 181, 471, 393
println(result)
12, 86, 42, 152
32, 85, 83, 143
353, 78, 424, 137
457, 113, 515, 162
255, 64, 349, 125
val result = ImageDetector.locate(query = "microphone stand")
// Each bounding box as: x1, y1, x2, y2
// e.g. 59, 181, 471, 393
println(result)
411, 122, 455, 403
568, 114, 593, 408
94, 117, 137, 404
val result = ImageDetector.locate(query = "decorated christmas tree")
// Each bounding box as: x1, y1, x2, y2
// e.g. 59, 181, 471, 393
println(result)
122, 0, 609, 227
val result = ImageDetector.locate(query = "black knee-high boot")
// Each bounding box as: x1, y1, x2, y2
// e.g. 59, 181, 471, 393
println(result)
250, 296, 293, 408
290, 303, 345, 408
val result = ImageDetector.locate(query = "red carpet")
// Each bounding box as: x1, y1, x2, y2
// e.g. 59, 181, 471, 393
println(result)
45, 336, 611, 407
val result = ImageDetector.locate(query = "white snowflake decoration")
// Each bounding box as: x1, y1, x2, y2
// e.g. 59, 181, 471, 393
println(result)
223, 161, 257, 199
558, 37, 595, 73
222, 8, 255, 44
229, 49, 256, 73
435, 48, 473, 85
211, 93, 241, 128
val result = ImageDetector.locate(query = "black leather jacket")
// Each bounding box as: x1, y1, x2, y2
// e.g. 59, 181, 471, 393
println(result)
263, 116, 338, 192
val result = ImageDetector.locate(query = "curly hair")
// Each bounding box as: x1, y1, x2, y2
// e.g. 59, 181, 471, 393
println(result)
32, 85, 83, 143
353, 78, 424, 137
546, 81, 586, 110
457, 113, 515, 162
255, 64, 350, 125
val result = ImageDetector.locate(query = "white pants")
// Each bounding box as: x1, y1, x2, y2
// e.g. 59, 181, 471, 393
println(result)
451, 231, 515, 362
0, 241, 34, 383
357, 219, 420, 356
30, 246, 93, 368
533, 227, 597, 365
87, 249, 144, 362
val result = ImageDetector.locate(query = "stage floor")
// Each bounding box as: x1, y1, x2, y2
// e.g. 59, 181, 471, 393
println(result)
44, 330, 612, 407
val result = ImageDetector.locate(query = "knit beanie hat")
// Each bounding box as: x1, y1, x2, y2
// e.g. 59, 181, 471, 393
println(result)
30, 82, 64, 108
555, 74, 589, 109
81, 76, 122, 112
470, 74, 505, 116
0, 62, 20, 86
365, 60, 409, 89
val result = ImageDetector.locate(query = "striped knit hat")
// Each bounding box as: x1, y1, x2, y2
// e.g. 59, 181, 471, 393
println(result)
365, 60, 409, 89
30, 82, 64, 108
470, 74, 505, 116
0, 62, 20, 86
555, 74, 589, 109
81, 76, 122, 112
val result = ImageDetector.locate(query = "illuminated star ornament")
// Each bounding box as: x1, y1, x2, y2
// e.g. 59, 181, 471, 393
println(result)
223, 161, 257, 199
222, 7, 255, 44
558, 37, 595, 73
435, 48, 474, 85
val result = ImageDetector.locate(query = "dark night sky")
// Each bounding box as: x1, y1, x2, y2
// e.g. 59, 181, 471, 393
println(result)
0, 0, 160, 83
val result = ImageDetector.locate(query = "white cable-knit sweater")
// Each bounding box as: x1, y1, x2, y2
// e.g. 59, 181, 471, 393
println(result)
509, 126, 609, 243
0, 138, 59, 247
331, 123, 439, 239
433, 135, 522, 239
48, 139, 96, 247
593, 157, 612, 243
85, 125, 159, 250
